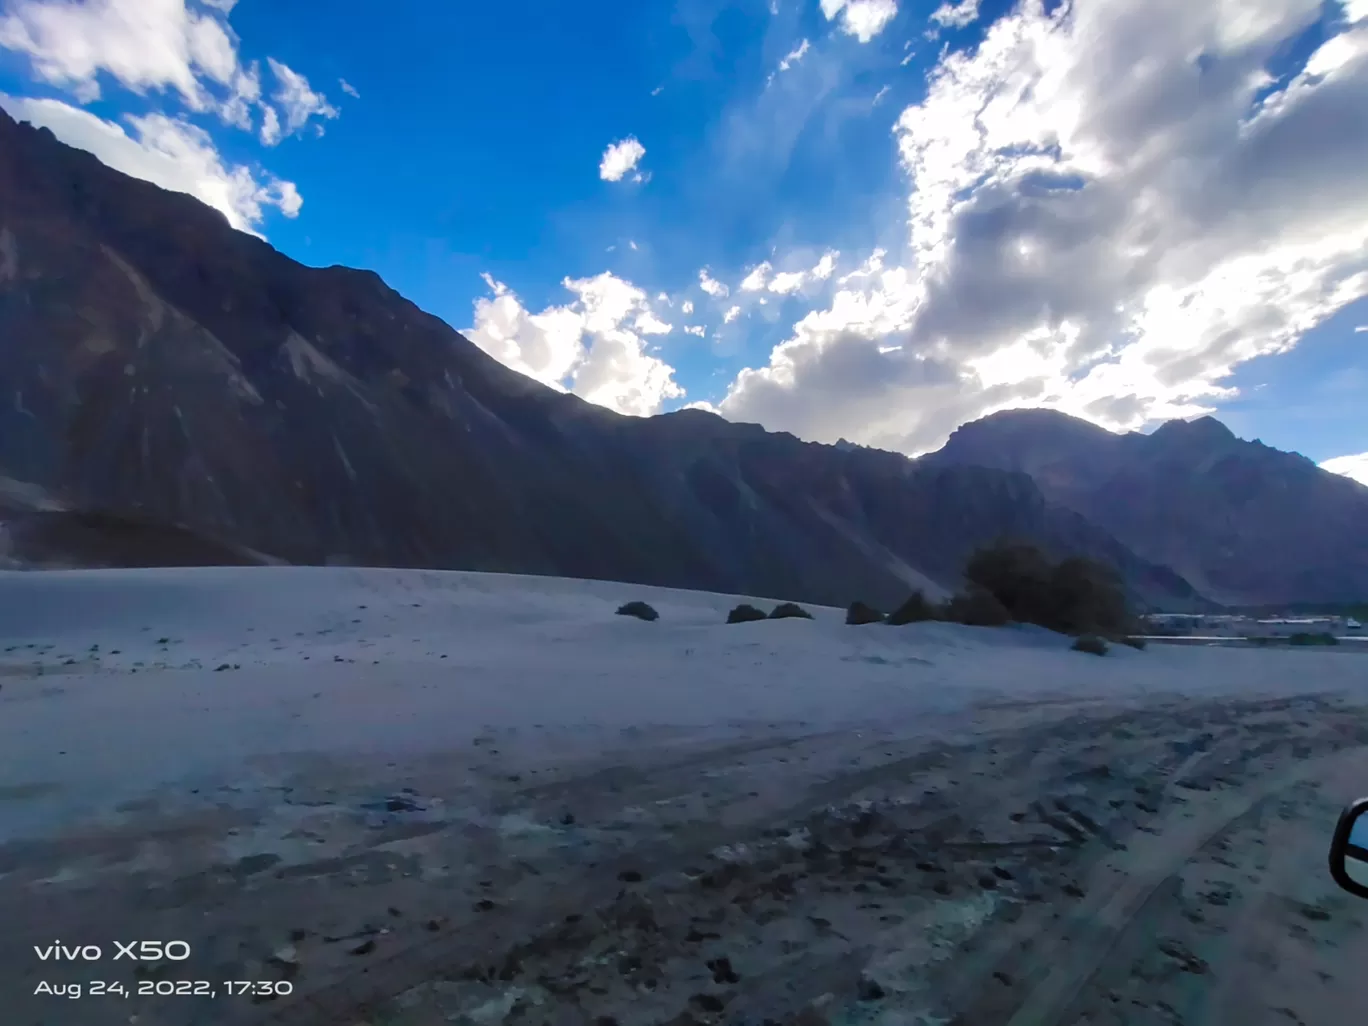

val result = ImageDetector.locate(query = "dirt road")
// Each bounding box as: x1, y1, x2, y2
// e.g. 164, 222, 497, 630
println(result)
4, 690, 1368, 1026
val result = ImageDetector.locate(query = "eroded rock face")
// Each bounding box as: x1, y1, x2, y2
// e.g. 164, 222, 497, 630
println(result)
0, 107, 1200, 608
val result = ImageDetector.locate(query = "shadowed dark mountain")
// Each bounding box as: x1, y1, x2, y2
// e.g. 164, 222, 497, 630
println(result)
926, 408, 1368, 606
0, 107, 1206, 608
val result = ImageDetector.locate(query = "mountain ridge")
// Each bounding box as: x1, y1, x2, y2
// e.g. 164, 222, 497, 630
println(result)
0, 104, 1308, 610
926, 407, 1368, 605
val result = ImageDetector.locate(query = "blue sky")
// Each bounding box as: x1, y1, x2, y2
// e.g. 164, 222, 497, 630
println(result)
1, 0, 1366, 483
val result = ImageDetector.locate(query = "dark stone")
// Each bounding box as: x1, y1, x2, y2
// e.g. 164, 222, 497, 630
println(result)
857, 975, 886, 1001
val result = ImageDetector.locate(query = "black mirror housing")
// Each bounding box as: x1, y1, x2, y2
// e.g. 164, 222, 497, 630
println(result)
1329, 798, 1368, 900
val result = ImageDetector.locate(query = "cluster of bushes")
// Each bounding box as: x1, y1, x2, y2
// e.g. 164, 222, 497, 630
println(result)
846, 541, 1141, 652
615, 600, 817, 624
618, 541, 1139, 656
727, 601, 813, 624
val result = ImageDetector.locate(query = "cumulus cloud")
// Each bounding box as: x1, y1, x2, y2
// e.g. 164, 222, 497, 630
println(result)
599, 136, 647, 182
339, 78, 360, 99
721, 0, 1368, 455
0, 0, 232, 106
723, 305, 742, 323
929, 0, 980, 30
741, 251, 840, 296
1322, 451, 1368, 486
684, 325, 707, 337
681, 299, 695, 314
820, 0, 899, 43
699, 269, 729, 298
0, 0, 340, 141
740, 262, 772, 291
466, 273, 684, 417
0, 94, 300, 235
634, 309, 673, 334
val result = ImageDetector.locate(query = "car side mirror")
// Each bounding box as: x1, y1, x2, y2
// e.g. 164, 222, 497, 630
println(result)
1329, 798, 1368, 899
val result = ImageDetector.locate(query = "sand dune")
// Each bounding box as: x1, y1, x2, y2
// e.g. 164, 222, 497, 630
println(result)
3, 567, 1368, 1026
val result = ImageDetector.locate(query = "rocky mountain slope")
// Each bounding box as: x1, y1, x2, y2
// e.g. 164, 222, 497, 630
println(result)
0, 106, 1205, 609
926, 408, 1368, 605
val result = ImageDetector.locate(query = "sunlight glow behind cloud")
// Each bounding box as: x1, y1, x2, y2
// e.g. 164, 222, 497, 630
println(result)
720, 0, 1368, 454
1322, 451, 1368, 486
0, 93, 300, 234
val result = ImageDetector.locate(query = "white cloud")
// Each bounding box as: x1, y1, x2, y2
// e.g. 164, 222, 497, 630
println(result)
599, 136, 646, 182
721, 0, 1368, 455
740, 262, 772, 291
267, 58, 338, 138
684, 325, 707, 337
218, 60, 260, 131
723, 305, 742, 323
778, 38, 811, 72
1322, 451, 1368, 486
681, 299, 695, 314
1355, 324, 1368, 332
258, 103, 281, 146
634, 309, 673, 334
339, 78, 360, 99
929, 0, 980, 30
466, 273, 684, 417
0, 94, 300, 235
0, 0, 338, 142
0, 0, 233, 107
755, 251, 841, 295
699, 269, 729, 298
769, 269, 808, 294
820, 0, 899, 43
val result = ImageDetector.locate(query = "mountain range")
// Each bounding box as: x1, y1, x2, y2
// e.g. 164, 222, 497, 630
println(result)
1, 106, 1363, 609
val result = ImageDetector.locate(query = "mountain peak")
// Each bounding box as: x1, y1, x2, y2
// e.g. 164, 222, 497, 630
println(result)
1150, 415, 1236, 444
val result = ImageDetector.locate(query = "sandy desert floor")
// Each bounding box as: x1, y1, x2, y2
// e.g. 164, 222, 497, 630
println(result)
3, 567, 1368, 1026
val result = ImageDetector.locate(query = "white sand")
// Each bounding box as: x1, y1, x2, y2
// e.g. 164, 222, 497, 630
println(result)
3, 565, 1366, 844
4, 567, 1368, 1026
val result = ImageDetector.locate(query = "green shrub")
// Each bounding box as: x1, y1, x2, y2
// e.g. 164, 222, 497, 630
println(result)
941, 586, 1012, 627
770, 602, 813, 620
1120, 636, 1147, 650
1072, 634, 1109, 656
846, 601, 885, 625
726, 603, 768, 624
965, 542, 1053, 622
886, 590, 937, 626
1048, 557, 1131, 636
616, 600, 659, 622
965, 540, 1132, 637
1288, 632, 1338, 646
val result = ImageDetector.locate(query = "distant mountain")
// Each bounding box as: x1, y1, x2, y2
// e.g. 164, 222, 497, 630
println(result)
0, 107, 1204, 609
925, 408, 1368, 606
